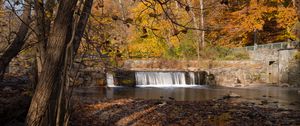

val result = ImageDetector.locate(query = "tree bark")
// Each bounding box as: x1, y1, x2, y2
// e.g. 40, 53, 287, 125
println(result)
34, 0, 56, 88
73, 0, 94, 54
199, 0, 205, 47
26, 0, 78, 126
186, 0, 201, 60
26, 0, 94, 125
0, 1, 31, 81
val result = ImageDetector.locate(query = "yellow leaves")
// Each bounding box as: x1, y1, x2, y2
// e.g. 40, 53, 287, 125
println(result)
45, 11, 53, 19
169, 36, 180, 46
0, 10, 4, 17
127, 37, 165, 58
276, 7, 297, 28
214, 0, 298, 47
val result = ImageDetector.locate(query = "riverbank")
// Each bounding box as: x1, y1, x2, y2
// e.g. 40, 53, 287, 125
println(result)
70, 98, 300, 126
0, 77, 31, 126
1, 85, 299, 126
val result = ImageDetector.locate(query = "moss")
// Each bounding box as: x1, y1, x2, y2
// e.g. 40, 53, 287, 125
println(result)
294, 50, 300, 60
120, 79, 134, 85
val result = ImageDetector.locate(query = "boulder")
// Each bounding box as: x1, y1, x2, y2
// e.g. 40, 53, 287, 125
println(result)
223, 92, 241, 99
228, 92, 241, 98
280, 83, 290, 88
2, 86, 13, 92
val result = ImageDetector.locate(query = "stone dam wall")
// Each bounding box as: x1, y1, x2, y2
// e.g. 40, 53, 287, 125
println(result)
122, 48, 300, 87
4, 48, 300, 87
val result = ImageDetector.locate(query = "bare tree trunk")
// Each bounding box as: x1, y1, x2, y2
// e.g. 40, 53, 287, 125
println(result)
186, 0, 201, 60
26, 0, 78, 125
34, 0, 56, 88
0, 1, 31, 81
73, 0, 94, 53
117, 0, 126, 20
199, 0, 205, 47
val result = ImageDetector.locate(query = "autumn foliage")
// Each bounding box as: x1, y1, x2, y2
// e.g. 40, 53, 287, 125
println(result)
86, 0, 298, 59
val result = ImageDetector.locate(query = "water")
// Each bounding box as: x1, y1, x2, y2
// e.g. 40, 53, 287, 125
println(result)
106, 73, 115, 87
135, 71, 203, 86
74, 86, 300, 109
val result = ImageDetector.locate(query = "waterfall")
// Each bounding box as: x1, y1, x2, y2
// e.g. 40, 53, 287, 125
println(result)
188, 72, 195, 84
106, 73, 115, 87
135, 71, 201, 86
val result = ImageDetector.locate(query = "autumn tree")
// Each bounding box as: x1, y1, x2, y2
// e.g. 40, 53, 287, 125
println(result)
26, 0, 93, 125
209, 0, 297, 47
0, 0, 31, 81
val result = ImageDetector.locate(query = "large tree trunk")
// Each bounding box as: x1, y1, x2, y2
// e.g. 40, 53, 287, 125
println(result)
26, 0, 93, 125
0, 1, 31, 81
26, 0, 78, 125
33, 0, 56, 88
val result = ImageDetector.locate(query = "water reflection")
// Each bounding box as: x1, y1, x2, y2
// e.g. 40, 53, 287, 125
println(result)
74, 86, 300, 109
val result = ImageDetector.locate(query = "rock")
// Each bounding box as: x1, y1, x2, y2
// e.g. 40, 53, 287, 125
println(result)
168, 97, 175, 100
229, 92, 241, 98
289, 102, 296, 106
158, 101, 167, 107
234, 77, 241, 84
280, 83, 290, 88
222, 92, 241, 99
3, 86, 13, 92
297, 90, 300, 94
154, 101, 163, 105
234, 84, 242, 87
264, 121, 273, 126
261, 100, 268, 105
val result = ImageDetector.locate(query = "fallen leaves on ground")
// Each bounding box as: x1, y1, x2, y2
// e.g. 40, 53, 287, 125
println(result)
70, 98, 300, 126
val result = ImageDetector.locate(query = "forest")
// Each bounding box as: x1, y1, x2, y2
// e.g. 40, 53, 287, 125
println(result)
0, 0, 300, 126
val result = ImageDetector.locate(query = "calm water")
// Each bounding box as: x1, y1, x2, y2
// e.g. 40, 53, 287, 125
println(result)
74, 86, 300, 109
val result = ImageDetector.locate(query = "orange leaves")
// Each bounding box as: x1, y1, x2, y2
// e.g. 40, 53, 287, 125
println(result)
213, 0, 298, 47
275, 7, 297, 28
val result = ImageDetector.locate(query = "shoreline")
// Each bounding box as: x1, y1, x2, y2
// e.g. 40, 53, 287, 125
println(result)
70, 98, 300, 126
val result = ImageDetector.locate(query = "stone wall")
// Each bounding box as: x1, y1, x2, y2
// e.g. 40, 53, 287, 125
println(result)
5, 48, 299, 87
6, 56, 107, 87
247, 48, 300, 87
70, 62, 107, 87
207, 62, 268, 87
122, 48, 300, 87
278, 49, 300, 87
122, 60, 269, 87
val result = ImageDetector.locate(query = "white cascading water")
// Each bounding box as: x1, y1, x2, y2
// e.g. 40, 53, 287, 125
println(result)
135, 72, 198, 86
188, 72, 195, 84
106, 73, 115, 87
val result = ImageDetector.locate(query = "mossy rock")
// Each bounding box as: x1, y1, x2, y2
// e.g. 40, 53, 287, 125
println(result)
114, 70, 136, 87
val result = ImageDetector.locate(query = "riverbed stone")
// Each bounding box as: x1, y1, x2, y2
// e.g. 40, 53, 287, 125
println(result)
2, 86, 12, 92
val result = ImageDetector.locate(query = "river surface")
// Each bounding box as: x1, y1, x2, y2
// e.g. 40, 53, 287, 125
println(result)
73, 85, 300, 109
